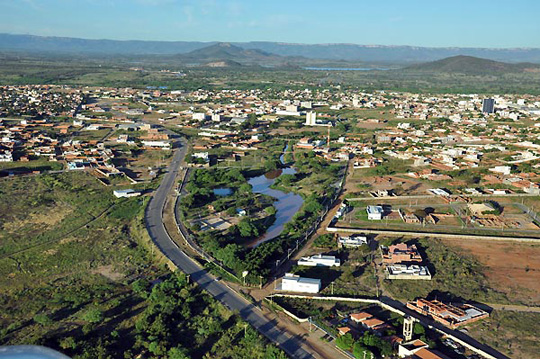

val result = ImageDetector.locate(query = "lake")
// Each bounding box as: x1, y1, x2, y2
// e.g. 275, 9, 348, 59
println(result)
303, 67, 390, 71
247, 145, 304, 247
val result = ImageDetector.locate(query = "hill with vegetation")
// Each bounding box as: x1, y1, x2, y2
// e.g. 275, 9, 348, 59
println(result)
175, 42, 299, 67
405, 55, 540, 74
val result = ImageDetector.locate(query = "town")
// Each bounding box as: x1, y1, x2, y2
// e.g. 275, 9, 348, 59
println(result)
1, 81, 539, 359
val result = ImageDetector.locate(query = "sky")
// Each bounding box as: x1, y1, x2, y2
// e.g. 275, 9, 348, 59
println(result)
0, 0, 539, 48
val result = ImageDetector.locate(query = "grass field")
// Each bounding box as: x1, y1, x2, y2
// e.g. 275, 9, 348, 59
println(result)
0, 170, 288, 359
467, 310, 540, 359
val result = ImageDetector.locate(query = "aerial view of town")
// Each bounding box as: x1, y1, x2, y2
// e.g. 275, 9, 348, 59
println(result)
0, 1, 539, 359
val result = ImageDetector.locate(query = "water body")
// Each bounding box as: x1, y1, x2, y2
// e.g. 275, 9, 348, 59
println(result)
247, 145, 304, 247
303, 67, 390, 71
213, 187, 233, 196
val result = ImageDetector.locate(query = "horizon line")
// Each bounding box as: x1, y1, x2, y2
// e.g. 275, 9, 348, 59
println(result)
2, 32, 540, 51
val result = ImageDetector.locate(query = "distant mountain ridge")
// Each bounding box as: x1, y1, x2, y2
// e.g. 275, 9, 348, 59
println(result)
1, 33, 540, 64
405, 55, 540, 74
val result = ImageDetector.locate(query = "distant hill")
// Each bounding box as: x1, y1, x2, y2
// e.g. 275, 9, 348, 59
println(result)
405, 55, 540, 74
176, 42, 284, 66
2, 33, 540, 64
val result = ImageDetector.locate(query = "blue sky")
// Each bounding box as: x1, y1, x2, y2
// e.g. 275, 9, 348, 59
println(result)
1, 0, 539, 48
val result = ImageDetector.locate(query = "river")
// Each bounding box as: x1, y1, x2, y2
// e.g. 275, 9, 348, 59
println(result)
247, 145, 304, 247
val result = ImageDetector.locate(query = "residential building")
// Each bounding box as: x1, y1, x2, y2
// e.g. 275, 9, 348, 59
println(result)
305, 111, 317, 126
386, 264, 431, 280
113, 189, 141, 198
297, 254, 340, 267
339, 234, 369, 247
406, 299, 489, 329
482, 99, 495, 114
366, 205, 384, 220
381, 243, 423, 264
280, 273, 321, 293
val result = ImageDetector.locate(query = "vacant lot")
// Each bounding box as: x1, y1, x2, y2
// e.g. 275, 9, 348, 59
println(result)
467, 310, 540, 359
441, 238, 540, 305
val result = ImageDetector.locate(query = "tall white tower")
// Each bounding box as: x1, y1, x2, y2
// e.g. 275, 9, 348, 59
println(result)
305, 111, 317, 126
403, 316, 414, 342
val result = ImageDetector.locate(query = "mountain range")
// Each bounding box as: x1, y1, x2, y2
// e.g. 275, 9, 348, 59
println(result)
1, 33, 540, 64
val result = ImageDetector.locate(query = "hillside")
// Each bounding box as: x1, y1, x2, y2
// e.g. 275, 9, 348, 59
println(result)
176, 42, 283, 66
2, 33, 540, 64
405, 55, 540, 74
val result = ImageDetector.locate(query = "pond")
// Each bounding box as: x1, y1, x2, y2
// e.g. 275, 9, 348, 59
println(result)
213, 187, 233, 196
247, 144, 304, 247
303, 67, 391, 71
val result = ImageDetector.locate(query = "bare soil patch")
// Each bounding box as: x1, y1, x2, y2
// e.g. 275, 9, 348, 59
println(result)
442, 238, 540, 305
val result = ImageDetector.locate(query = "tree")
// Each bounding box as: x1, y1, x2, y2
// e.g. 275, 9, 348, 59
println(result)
33, 313, 52, 326
237, 218, 259, 238
59, 337, 77, 350
353, 342, 372, 359
413, 322, 425, 335
264, 159, 280, 172
336, 333, 355, 350
132, 279, 151, 298
168, 347, 191, 359
82, 308, 104, 323
239, 183, 252, 194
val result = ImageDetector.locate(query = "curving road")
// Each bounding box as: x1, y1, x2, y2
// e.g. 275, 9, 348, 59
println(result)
144, 137, 315, 359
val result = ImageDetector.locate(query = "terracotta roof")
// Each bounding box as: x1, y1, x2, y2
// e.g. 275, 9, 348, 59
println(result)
337, 327, 351, 335
414, 348, 451, 359
362, 318, 385, 328
350, 312, 372, 322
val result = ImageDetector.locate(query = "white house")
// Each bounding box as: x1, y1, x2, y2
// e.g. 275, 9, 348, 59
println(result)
113, 189, 141, 198
386, 264, 432, 280
192, 112, 207, 121
489, 165, 511, 176
142, 141, 171, 150
366, 205, 383, 220
0, 150, 13, 162
280, 273, 321, 293
339, 235, 369, 247
298, 254, 340, 267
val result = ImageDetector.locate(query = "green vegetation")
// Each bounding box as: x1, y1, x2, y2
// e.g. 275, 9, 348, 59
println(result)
313, 234, 337, 249
179, 149, 344, 284
2, 55, 540, 94
336, 332, 391, 358
467, 310, 540, 359
0, 171, 287, 359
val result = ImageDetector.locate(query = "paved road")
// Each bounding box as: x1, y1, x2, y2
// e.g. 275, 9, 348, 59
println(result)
144, 137, 315, 359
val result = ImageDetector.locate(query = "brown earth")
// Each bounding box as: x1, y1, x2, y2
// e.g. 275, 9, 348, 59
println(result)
442, 238, 540, 305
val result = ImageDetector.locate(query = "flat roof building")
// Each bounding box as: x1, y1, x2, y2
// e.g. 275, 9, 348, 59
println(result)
386, 264, 431, 280
482, 98, 495, 114
339, 234, 369, 247
280, 273, 321, 294
367, 205, 384, 220
298, 254, 340, 267
113, 189, 140, 198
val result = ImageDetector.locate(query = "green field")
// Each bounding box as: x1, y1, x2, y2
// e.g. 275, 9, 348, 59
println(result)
0, 171, 287, 359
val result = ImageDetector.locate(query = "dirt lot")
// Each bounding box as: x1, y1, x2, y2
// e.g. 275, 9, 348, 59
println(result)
442, 239, 540, 305
345, 173, 433, 197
